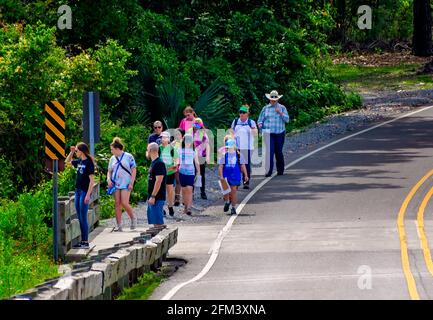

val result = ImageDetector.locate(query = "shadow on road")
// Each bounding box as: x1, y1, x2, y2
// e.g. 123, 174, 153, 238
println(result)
249, 115, 433, 203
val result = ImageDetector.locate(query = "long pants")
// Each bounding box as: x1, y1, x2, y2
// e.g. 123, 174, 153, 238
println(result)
74, 189, 89, 242
265, 131, 285, 175
239, 149, 252, 181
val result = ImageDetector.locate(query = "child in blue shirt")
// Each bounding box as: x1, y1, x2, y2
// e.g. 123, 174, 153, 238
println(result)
218, 136, 249, 215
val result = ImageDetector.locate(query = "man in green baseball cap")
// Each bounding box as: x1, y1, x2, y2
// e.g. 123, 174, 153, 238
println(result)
239, 105, 249, 113
230, 104, 257, 189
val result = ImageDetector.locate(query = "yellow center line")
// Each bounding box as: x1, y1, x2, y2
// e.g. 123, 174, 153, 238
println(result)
417, 185, 433, 276
397, 169, 433, 300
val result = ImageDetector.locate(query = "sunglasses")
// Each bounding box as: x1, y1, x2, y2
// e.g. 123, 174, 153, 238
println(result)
154, 126, 162, 129
239, 111, 247, 114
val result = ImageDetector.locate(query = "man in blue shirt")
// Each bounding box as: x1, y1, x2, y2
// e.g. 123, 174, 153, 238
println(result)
258, 90, 290, 177
148, 120, 163, 145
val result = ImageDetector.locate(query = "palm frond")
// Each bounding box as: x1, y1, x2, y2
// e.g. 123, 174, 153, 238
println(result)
157, 78, 185, 129
193, 80, 230, 128
130, 67, 154, 126
134, 102, 151, 125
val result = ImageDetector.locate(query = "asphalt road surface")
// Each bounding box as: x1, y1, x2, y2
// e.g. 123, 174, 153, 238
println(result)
155, 105, 433, 300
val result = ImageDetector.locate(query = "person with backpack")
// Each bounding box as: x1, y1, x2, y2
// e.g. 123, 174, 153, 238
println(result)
65, 142, 95, 249
160, 131, 179, 216
230, 104, 257, 189
218, 136, 249, 215
107, 137, 138, 232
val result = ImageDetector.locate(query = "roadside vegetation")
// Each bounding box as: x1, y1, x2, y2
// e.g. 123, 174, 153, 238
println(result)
116, 272, 162, 300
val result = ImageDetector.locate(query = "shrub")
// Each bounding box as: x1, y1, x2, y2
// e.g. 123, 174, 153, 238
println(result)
99, 195, 115, 220
130, 166, 149, 204
0, 192, 58, 299
0, 157, 16, 200
0, 243, 59, 299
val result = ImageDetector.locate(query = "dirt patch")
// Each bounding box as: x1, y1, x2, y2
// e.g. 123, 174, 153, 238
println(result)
333, 51, 431, 67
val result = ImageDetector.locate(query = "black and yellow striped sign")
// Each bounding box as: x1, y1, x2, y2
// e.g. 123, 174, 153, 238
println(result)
44, 101, 66, 160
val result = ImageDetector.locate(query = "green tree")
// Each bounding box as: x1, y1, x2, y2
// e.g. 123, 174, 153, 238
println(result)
0, 23, 136, 191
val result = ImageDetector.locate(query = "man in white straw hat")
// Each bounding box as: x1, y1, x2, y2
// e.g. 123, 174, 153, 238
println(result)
258, 90, 290, 177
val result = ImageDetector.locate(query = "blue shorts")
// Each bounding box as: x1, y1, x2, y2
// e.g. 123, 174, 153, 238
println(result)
227, 179, 241, 187
147, 200, 165, 225
179, 173, 194, 187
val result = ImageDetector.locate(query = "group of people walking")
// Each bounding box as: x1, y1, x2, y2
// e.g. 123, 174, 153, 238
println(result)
66, 90, 289, 248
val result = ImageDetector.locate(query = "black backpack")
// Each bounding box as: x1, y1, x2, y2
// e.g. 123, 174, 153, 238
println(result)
224, 150, 241, 165
233, 118, 253, 129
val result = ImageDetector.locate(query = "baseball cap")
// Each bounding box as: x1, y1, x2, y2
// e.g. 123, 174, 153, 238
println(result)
225, 139, 236, 149
160, 131, 170, 138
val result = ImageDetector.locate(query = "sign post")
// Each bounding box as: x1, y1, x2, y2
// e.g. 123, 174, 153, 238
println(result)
83, 92, 100, 156
89, 91, 95, 156
44, 101, 66, 262
52, 159, 59, 262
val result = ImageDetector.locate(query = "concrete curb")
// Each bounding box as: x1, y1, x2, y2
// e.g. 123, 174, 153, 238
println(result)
12, 227, 178, 300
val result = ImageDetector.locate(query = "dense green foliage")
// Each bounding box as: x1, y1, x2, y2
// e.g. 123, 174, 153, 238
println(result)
0, 23, 136, 191
329, 0, 413, 49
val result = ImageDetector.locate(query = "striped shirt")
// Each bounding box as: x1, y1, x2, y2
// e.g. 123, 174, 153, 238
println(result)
257, 102, 289, 134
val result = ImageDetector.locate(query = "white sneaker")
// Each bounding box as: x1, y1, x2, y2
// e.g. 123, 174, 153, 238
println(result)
113, 224, 123, 232
130, 217, 137, 230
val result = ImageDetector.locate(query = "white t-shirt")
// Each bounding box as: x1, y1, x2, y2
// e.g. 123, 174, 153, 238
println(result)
108, 152, 136, 189
231, 118, 256, 150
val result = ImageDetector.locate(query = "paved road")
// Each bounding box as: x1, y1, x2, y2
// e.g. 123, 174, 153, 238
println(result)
151, 106, 433, 300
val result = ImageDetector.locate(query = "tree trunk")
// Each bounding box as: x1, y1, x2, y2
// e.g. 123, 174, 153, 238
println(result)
413, 0, 433, 56
336, 0, 346, 44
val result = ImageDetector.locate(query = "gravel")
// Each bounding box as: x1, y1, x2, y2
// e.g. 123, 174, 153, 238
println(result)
100, 89, 433, 228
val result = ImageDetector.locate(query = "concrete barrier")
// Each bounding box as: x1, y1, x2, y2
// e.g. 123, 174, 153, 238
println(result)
13, 226, 178, 300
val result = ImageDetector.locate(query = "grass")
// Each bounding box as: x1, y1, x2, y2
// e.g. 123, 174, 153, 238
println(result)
328, 63, 433, 92
0, 250, 60, 299
116, 272, 162, 300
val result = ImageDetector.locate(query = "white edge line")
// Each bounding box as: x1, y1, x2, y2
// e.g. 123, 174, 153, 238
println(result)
161, 105, 433, 300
